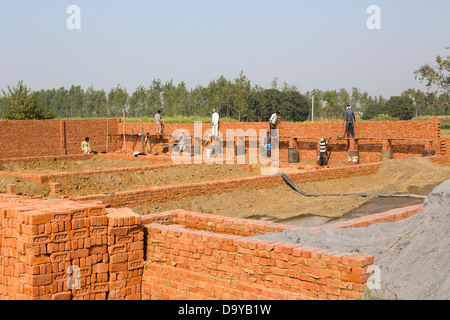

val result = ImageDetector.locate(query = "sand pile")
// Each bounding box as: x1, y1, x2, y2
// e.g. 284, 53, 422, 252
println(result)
253, 180, 450, 300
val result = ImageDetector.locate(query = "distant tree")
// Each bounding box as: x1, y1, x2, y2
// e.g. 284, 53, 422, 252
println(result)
415, 50, 450, 94
384, 96, 415, 120
232, 71, 251, 122
107, 85, 129, 118
362, 102, 386, 120
129, 85, 148, 118
279, 91, 309, 122
1, 81, 55, 120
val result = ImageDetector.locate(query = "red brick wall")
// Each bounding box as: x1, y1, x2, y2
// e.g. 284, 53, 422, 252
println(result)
123, 119, 441, 163
0, 194, 144, 300
0, 119, 121, 159
73, 163, 382, 208
141, 210, 374, 300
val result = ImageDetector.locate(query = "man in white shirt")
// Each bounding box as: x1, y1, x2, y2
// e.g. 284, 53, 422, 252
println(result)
155, 110, 164, 135
212, 109, 220, 138
269, 111, 281, 134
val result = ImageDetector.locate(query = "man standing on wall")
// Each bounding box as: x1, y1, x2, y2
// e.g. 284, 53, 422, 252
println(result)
344, 105, 356, 139
155, 110, 164, 136
212, 109, 220, 139
269, 111, 281, 136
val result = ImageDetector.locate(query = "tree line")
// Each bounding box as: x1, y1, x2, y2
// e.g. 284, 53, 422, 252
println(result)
1, 51, 449, 122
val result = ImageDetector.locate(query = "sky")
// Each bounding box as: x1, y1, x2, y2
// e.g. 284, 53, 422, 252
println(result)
0, 0, 449, 98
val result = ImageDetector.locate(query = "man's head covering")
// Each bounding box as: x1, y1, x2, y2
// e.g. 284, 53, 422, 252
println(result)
320, 138, 325, 143
347, 105, 351, 110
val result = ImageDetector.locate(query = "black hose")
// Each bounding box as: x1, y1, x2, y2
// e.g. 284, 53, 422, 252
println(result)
281, 173, 426, 199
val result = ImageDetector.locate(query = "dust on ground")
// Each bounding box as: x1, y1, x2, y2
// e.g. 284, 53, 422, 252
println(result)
0, 162, 263, 197
133, 157, 450, 220
0, 156, 172, 174
252, 179, 450, 300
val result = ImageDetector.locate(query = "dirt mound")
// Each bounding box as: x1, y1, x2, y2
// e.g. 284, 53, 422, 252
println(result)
252, 179, 450, 300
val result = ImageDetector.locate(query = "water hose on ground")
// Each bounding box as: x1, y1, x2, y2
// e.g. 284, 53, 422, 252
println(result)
280, 173, 427, 200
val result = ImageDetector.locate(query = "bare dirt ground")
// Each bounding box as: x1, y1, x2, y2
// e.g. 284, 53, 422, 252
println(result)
132, 157, 450, 220
0, 162, 264, 197
0, 156, 172, 173
441, 129, 450, 138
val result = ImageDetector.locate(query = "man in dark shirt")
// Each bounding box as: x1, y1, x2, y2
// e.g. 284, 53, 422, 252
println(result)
344, 105, 356, 139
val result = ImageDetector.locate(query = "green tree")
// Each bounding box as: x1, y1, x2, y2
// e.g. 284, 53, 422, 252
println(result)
107, 85, 129, 117
384, 96, 415, 120
129, 85, 148, 118
1, 81, 54, 120
415, 49, 450, 94
232, 71, 251, 121
362, 102, 386, 120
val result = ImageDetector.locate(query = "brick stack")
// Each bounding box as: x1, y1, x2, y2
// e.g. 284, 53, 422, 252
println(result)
107, 208, 144, 300
0, 194, 144, 300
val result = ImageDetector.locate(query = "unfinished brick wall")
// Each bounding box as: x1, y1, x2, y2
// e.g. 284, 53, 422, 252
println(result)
73, 163, 382, 208
0, 195, 143, 300
141, 210, 374, 300
0, 119, 120, 159
124, 119, 441, 163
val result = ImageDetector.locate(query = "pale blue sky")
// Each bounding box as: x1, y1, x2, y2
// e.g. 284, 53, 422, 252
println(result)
0, 0, 449, 97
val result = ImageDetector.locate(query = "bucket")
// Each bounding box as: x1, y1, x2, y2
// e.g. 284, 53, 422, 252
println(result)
348, 150, 359, 166
381, 150, 393, 161
422, 149, 436, 157
288, 148, 300, 164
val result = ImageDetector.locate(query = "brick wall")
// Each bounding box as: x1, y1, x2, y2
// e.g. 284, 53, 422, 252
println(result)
0, 119, 120, 159
0, 118, 440, 161
123, 119, 441, 163
73, 163, 382, 208
141, 210, 374, 300
0, 194, 144, 300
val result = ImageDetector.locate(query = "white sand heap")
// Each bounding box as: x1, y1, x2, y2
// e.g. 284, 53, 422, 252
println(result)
253, 180, 450, 300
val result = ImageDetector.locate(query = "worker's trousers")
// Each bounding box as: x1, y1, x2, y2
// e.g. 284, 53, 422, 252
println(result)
346, 123, 355, 139
212, 124, 219, 138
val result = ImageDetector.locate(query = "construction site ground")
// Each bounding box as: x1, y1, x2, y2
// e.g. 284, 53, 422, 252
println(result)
129, 157, 450, 220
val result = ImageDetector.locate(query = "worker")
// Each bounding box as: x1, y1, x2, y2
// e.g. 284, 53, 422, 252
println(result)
344, 105, 356, 139
144, 133, 151, 153
269, 111, 281, 135
178, 130, 187, 153
155, 110, 164, 135
81, 137, 91, 154
263, 131, 272, 158
319, 137, 332, 166
212, 109, 220, 138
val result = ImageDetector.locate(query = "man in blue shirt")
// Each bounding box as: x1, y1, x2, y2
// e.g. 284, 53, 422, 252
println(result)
344, 105, 356, 139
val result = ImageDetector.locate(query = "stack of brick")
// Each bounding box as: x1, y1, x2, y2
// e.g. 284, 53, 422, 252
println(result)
107, 208, 144, 300
0, 194, 144, 300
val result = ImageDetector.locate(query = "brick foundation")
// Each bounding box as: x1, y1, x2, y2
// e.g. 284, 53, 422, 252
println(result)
73, 162, 382, 207
0, 194, 424, 300
0, 195, 144, 300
